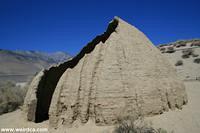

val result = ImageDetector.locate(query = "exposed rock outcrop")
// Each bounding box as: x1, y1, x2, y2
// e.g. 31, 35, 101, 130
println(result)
24, 17, 187, 130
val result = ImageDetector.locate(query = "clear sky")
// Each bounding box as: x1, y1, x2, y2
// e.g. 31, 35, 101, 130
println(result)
0, 0, 199, 55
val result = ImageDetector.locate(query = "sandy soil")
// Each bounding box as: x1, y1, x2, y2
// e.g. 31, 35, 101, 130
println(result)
0, 81, 199, 133
0, 109, 48, 129
163, 47, 200, 80
148, 81, 200, 133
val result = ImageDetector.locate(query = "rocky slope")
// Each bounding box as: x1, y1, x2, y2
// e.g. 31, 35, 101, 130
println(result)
0, 49, 71, 82
157, 39, 200, 81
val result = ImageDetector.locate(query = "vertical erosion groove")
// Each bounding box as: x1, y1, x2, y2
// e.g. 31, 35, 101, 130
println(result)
34, 19, 119, 123
88, 44, 104, 119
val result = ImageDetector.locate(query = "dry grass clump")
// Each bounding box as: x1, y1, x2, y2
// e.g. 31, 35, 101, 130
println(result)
191, 42, 200, 47
182, 49, 194, 58
192, 53, 199, 57
159, 47, 166, 53
182, 49, 199, 58
0, 81, 28, 115
176, 42, 186, 48
114, 116, 171, 133
158, 44, 167, 47
166, 47, 175, 53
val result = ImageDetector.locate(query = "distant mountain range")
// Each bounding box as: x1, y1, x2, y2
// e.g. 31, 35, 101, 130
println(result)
0, 49, 71, 82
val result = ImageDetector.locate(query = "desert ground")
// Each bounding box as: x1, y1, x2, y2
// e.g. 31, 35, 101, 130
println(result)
0, 81, 199, 133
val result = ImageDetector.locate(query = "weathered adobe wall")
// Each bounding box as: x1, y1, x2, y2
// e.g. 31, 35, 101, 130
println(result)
23, 60, 76, 122
23, 18, 118, 123
24, 17, 187, 131
48, 17, 187, 130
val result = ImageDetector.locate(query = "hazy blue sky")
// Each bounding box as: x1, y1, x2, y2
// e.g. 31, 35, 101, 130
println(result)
0, 0, 199, 55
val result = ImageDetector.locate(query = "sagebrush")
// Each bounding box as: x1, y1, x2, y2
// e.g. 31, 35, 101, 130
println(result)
114, 116, 171, 133
0, 81, 28, 115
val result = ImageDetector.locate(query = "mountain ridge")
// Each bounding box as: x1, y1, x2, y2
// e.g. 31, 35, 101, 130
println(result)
0, 49, 71, 82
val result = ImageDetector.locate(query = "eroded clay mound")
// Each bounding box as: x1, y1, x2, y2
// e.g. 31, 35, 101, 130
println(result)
48, 17, 187, 129
23, 60, 73, 122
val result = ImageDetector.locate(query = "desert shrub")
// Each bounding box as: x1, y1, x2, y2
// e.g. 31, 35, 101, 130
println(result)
157, 128, 169, 133
182, 49, 194, 58
158, 44, 167, 47
194, 58, 200, 64
182, 54, 189, 59
196, 77, 200, 81
159, 47, 166, 51
175, 60, 183, 66
0, 81, 28, 115
191, 42, 200, 47
159, 47, 166, 53
192, 53, 199, 57
176, 42, 186, 48
166, 47, 175, 53
114, 116, 170, 133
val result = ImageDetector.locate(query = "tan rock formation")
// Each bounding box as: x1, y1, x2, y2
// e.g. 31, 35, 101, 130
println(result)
24, 17, 187, 130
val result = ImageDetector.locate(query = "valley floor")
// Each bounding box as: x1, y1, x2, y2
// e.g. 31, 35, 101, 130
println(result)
0, 81, 199, 133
